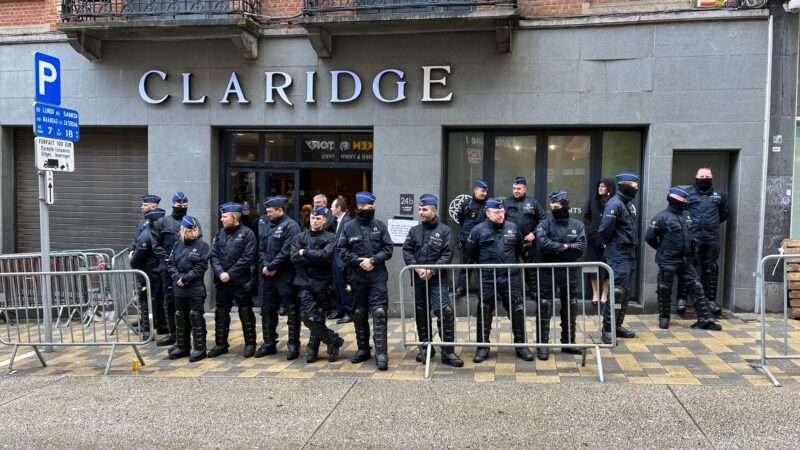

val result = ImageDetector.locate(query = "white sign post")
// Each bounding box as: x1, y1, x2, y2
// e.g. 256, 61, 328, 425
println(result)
35, 137, 75, 172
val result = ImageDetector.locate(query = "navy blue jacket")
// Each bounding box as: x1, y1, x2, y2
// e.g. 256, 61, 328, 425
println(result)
258, 214, 302, 283
130, 221, 167, 277
161, 212, 184, 257
337, 217, 394, 284
505, 194, 547, 238
685, 185, 728, 243
167, 237, 210, 298
645, 206, 696, 266
465, 220, 523, 265
402, 217, 453, 283
291, 229, 336, 290
210, 224, 257, 286
455, 196, 487, 243
597, 192, 638, 256
536, 217, 587, 263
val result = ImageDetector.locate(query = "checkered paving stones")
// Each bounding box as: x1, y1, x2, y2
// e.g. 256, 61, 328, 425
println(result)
2, 313, 800, 386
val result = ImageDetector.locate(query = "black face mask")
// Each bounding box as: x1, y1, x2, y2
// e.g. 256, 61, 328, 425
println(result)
552, 207, 570, 220
667, 197, 686, 213
695, 178, 713, 192
172, 207, 188, 219
617, 184, 639, 199
357, 208, 375, 224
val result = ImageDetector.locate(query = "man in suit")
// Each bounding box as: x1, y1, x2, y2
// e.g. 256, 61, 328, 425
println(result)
330, 196, 354, 324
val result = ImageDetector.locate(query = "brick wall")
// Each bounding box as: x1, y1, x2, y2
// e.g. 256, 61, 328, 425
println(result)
263, 0, 304, 18
0, 0, 60, 30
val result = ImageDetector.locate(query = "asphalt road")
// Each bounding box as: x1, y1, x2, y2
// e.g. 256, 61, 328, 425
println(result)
0, 375, 798, 449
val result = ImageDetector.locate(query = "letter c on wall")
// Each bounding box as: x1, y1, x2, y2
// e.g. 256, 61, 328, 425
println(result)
139, 70, 169, 104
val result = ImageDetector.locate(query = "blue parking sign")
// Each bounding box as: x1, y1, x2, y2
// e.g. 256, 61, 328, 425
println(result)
34, 52, 61, 106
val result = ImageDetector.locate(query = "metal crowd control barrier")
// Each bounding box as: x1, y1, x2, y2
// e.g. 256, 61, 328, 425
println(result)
108, 248, 139, 334
750, 253, 800, 386
399, 262, 616, 381
0, 269, 152, 375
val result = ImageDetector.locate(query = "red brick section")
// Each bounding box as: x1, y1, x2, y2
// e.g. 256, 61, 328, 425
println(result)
262, 0, 304, 18
518, 0, 584, 17
0, 0, 60, 29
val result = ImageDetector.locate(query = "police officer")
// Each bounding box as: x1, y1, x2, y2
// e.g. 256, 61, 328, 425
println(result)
597, 172, 640, 344
157, 192, 189, 348
645, 187, 723, 331
338, 192, 394, 371
209, 203, 258, 358
536, 190, 586, 360
130, 207, 167, 341
402, 194, 464, 368
454, 180, 489, 297
504, 176, 547, 297
678, 168, 728, 316
131, 194, 169, 338
255, 196, 303, 360
291, 206, 345, 363
465, 198, 535, 363
166, 216, 211, 362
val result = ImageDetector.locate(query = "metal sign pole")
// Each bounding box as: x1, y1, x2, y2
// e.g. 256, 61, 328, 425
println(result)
38, 169, 54, 351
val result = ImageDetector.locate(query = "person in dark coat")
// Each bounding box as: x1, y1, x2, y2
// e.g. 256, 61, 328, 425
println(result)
291, 206, 344, 363
465, 198, 535, 363
209, 202, 258, 358
330, 196, 354, 324
536, 190, 587, 360
583, 178, 615, 303
337, 192, 394, 371
130, 194, 169, 338
402, 194, 463, 368
165, 216, 211, 362
597, 172, 640, 344
453, 180, 489, 297
130, 207, 167, 341
504, 176, 547, 302
645, 187, 722, 331
255, 196, 303, 360
157, 191, 190, 348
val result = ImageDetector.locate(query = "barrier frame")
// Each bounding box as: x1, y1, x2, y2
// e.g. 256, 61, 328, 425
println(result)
399, 261, 616, 382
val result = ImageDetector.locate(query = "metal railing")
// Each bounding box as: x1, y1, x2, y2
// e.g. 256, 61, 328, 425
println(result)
749, 253, 800, 386
61, 0, 262, 22
0, 269, 152, 375
304, 0, 515, 14
399, 262, 615, 381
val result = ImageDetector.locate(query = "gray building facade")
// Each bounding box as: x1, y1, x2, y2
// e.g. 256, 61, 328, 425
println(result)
0, 8, 786, 313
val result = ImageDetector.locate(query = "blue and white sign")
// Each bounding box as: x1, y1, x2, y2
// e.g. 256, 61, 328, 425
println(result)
34, 52, 61, 106
34, 103, 80, 142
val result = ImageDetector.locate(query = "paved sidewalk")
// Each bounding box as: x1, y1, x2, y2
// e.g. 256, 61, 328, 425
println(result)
0, 375, 798, 449
1, 314, 799, 386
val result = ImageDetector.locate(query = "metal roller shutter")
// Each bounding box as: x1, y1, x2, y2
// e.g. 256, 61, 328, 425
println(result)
14, 128, 148, 253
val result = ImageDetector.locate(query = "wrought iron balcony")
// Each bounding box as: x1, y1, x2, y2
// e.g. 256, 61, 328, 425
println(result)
303, 0, 515, 15
61, 0, 262, 22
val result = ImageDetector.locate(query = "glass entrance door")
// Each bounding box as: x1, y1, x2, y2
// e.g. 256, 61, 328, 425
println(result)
546, 135, 591, 217
492, 135, 537, 201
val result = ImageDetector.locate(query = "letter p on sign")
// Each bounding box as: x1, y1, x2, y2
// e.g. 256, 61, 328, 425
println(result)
35, 52, 61, 106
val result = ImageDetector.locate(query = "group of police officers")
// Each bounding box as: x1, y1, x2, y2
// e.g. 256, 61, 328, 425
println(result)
128, 167, 725, 370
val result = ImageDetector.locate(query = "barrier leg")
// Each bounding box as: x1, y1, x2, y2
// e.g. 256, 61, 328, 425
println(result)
132, 344, 145, 368
581, 346, 587, 367
424, 342, 433, 380
104, 343, 117, 375
32, 345, 47, 368
7, 344, 18, 374
595, 345, 605, 383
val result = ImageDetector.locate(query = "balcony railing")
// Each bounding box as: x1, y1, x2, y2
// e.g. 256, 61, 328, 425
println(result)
61, 0, 262, 22
303, 0, 516, 15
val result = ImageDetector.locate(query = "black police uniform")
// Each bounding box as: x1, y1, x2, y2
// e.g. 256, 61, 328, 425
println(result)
332, 215, 354, 320
454, 196, 487, 294
402, 216, 463, 367
290, 228, 344, 363
465, 219, 534, 362
337, 214, 394, 370
645, 202, 722, 331
209, 224, 257, 357
166, 234, 210, 361
597, 190, 638, 343
158, 209, 186, 346
536, 215, 586, 359
130, 219, 167, 340
678, 184, 729, 314
505, 193, 547, 299
256, 214, 302, 359
131, 215, 169, 335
